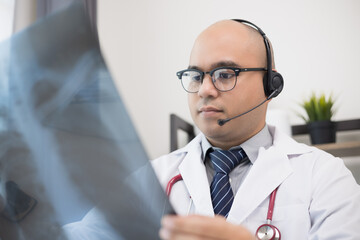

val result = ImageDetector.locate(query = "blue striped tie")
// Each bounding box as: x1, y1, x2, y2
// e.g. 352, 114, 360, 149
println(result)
209, 148, 247, 217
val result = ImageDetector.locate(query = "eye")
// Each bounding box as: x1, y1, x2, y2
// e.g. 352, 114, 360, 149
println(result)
215, 69, 236, 80
218, 72, 234, 79
191, 74, 201, 81
183, 71, 201, 81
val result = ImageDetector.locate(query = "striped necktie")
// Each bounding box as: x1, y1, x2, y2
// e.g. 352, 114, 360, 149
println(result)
209, 148, 247, 217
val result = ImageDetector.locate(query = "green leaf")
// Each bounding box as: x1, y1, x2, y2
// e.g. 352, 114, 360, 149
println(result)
297, 92, 336, 123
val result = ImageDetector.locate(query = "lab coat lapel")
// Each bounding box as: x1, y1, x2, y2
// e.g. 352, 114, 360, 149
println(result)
227, 145, 293, 224
178, 141, 214, 216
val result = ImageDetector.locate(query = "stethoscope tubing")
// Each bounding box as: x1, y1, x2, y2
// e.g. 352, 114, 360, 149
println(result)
166, 174, 193, 215
166, 174, 182, 197
166, 174, 281, 240
266, 187, 278, 221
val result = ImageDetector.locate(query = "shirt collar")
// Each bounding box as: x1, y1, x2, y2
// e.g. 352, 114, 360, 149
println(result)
200, 125, 273, 164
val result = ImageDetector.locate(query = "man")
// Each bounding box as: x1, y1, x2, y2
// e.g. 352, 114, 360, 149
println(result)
154, 19, 360, 239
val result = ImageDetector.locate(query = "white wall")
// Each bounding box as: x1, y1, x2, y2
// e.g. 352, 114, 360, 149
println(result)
0, 0, 15, 41
98, 0, 360, 159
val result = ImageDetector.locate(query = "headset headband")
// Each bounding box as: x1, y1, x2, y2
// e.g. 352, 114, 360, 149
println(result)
231, 19, 272, 88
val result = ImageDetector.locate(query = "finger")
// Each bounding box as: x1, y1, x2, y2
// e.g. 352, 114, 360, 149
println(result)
159, 226, 218, 240
161, 215, 254, 240
161, 215, 228, 239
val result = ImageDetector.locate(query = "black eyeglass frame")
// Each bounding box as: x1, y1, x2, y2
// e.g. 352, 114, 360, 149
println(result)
176, 66, 266, 93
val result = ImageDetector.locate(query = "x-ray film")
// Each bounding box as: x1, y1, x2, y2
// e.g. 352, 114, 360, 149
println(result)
0, 3, 174, 240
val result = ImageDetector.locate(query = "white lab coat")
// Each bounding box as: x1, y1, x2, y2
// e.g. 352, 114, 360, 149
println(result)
64, 125, 360, 239
152, 125, 360, 239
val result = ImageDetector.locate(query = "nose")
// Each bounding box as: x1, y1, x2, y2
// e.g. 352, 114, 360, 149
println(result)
198, 74, 219, 98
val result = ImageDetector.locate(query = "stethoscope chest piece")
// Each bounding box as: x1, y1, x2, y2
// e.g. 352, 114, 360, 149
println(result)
256, 224, 281, 240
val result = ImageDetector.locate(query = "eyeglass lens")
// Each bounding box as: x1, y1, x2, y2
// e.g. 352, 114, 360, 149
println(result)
181, 68, 236, 93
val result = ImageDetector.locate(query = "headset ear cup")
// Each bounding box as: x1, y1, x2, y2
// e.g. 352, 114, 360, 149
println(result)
263, 74, 270, 97
271, 72, 284, 97
263, 72, 284, 98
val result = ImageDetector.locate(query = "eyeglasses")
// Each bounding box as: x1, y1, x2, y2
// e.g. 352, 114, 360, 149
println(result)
176, 67, 266, 93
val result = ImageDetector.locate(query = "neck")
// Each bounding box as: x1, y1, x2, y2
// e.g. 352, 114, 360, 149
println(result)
207, 122, 266, 150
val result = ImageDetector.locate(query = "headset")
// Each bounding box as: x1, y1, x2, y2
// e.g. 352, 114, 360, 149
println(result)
217, 19, 284, 126
232, 19, 284, 98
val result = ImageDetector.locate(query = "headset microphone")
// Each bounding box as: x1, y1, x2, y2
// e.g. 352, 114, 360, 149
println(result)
217, 90, 278, 126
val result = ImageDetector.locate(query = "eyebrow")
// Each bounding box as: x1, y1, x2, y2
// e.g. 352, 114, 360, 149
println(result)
188, 61, 240, 71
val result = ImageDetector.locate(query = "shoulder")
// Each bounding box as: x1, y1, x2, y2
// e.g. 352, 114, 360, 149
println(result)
151, 133, 203, 187
152, 133, 203, 166
63, 208, 119, 240
272, 125, 359, 192
270, 125, 357, 183
270, 124, 339, 162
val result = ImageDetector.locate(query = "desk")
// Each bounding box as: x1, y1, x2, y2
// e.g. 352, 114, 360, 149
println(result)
315, 141, 360, 158
292, 119, 360, 158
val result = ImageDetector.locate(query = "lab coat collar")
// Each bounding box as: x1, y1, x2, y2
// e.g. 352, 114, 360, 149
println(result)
200, 125, 273, 164
227, 125, 313, 223
177, 125, 311, 164
177, 126, 313, 220
269, 125, 312, 156
178, 134, 214, 216
227, 145, 293, 223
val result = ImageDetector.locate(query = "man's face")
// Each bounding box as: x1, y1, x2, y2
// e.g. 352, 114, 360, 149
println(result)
187, 20, 269, 149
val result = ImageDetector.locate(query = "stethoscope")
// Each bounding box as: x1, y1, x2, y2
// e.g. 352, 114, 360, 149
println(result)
255, 187, 281, 240
166, 174, 281, 240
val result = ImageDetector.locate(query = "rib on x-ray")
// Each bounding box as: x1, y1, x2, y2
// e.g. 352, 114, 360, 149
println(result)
0, 3, 173, 239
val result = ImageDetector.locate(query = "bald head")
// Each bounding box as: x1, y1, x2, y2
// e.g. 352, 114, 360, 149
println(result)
190, 20, 274, 69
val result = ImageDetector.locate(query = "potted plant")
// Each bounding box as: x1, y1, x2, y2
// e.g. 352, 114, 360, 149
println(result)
299, 93, 336, 145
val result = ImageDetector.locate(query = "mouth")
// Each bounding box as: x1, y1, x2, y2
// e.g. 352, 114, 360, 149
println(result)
198, 106, 223, 118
